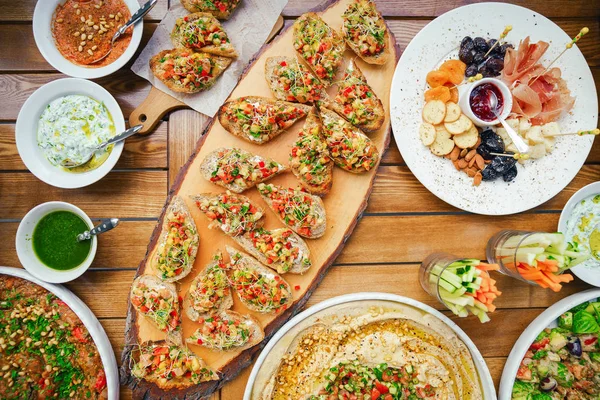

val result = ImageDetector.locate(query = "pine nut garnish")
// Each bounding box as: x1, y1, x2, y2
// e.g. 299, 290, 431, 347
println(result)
80, 27, 85, 32
94, 4, 100, 8
73, 3, 78, 8
80, 41, 86, 46
93, 25, 99, 30
88, 49, 94, 55
87, 34, 93, 40
92, 45, 97, 50
56, 18, 64, 23
80, 16, 85, 22
72, 31, 80, 37
109, 14, 115, 18
80, 33, 86, 40
76, 9, 81, 15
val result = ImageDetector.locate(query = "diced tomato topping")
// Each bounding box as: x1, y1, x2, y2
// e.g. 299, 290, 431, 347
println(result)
94, 371, 107, 392
280, 61, 287, 67
72, 326, 88, 343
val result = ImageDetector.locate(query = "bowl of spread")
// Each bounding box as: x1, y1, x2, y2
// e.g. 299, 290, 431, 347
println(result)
16, 201, 97, 283
459, 77, 513, 127
33, 0, 143, 79
15, 78, 126, 188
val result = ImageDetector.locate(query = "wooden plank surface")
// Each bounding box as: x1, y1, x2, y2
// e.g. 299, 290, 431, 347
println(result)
0, 0, 598, 399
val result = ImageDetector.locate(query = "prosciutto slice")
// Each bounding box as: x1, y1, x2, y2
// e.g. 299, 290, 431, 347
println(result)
502, 37, 549, 85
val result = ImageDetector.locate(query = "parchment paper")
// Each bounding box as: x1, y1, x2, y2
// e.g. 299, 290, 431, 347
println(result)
131, 0, 288, 117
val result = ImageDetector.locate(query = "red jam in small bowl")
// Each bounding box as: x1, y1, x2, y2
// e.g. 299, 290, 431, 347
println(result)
469, 82, 504, 122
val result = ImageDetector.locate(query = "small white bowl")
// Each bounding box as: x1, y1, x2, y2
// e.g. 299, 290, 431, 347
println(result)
33, 0, 143, 79
459, 77, 513, 127
15, 78, 125, 189
16, 202, 97, 284
558, 181, 600, 287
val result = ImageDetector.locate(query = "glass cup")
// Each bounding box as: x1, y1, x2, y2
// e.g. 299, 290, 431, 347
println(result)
419, 252, 462, 309
486, 230, 550, 285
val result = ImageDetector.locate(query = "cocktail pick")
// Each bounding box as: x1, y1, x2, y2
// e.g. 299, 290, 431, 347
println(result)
483, 25, 513, 58
543, 128, 599, 137
490, 152, 530, 160
528, 27, 589, 86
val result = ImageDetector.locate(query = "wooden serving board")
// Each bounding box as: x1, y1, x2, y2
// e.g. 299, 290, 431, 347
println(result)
120, 0, 400, 398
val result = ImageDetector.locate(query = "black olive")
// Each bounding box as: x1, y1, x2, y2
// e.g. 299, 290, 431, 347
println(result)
540, 377, 557, 392
476, 145, 494, 161
460, 36, 473, 48
567, 336, 583, 358
487, 39, 498, 50
465, 64, 478, 77
473, 37, 489, 52
503, 165, 518, 182
472, 53, 485, 65
481, 165, 498, 181
480, 67, 497, 78
485, 58, 504, 73
459, 48, 474, 64
480, 129, 496, 142
491, 156, 516, 174
499, 43, 514, 55
481, 130, 505, 153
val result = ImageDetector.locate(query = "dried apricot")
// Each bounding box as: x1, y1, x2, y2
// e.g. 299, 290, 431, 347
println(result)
426, 70, 451, 88
424, 86, 451, 102
440, 60, 467, 85
449, 87, 459, 103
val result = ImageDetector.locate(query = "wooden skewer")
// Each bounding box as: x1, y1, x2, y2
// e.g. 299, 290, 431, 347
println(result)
544, 128, 600, 137
490, 152, 530, 160
528, 27, 589, 86
483, 25, 513, 58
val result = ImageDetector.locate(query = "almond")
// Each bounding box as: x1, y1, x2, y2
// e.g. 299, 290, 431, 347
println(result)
475, 154, 485, 170
457, 159, 468, 169
465, 149, 477, 162
473, 172, 483, 186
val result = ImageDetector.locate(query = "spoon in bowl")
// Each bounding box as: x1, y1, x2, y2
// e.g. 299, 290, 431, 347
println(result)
91, 0, 158, 64
488, 91, 530, 154
77, 218, 119, 242
61, 124, 143, 168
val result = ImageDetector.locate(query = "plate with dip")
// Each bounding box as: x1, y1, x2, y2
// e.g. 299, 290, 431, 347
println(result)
16, 201, 97, 284
15, 78, 125, 189
33, 0, 143, 79
558, 181, 600, 287
245, 293, 496, 400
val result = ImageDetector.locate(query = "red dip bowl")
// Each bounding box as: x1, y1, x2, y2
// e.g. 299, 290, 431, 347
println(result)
470, 82, 504, 122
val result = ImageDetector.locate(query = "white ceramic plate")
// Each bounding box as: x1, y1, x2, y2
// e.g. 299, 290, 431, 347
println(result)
33, 0, 143, 79
15, 78, 125, 189
244, 292, 496, 400
0, 266, 119, 400
558, 181, 600, 287
390, 2, 597, 215
499, 289, 600, 399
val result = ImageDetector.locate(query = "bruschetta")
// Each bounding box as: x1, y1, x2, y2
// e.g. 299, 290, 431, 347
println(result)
183, 252, 233, 322
264, 56, 326, 104
180, 0, 241, 20
191, 191, 264, 236
289, 110, 333, 195
226, 246, 293, 314
199, 147, 287, 193
150, 48, 232, 93
186, 310, 264, 351
293, 13, 346, 86
326, 59, 385, 132
256, 183, 326, 239
153, 196, 199, 283
131, 341, 217, 389
130, 275, 182, 343
218, 96, 311, 144
319, 107, 380, 173
233, 228, 312, 274
342, 0, 390, 65
171, 13, 237, 58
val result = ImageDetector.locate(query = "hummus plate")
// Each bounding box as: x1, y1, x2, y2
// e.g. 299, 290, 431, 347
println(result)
245, 293, 496, 399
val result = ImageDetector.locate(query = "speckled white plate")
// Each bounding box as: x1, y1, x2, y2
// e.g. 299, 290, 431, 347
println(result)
0, 267, 119, 400
390, 2, 597, 215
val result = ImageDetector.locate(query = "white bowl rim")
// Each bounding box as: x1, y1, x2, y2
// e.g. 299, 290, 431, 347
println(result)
15, 77, 125, 189
32, 0, 143, 79
15, 201, 97, 284
461, 77, 513, 126
243, 292, 497, 400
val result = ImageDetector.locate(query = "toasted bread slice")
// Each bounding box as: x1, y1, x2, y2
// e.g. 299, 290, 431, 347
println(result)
226, 246, 293, 314
130, 275, 182, 343
171, 13, 238, 58
341, 0, 391, 65
326, 59, 385, 132
183, 252, 233, 322
150, 49, 232, 94
199, 148, 286, 193
293, 13, 346, 86
186, 310, 264, 351
179, 0, 241, 20
232, 228, 312, 274
264, 56, 326, 104
218, 96, 311, 144
153, 196, 199, 283
257, 183, 326, 239
190, 192, 264, 236
289, 110, 333, 196
319, 107, 380, 173
131, 341, 218, 388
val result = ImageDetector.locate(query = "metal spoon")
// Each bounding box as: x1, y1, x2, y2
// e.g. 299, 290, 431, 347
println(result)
488, 91, 530, 154
77, 218, 119, 242
61, 124, 143, 168
91, 0, 159, 64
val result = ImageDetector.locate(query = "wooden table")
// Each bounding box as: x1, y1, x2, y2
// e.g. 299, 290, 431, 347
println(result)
0, 0, 598, 398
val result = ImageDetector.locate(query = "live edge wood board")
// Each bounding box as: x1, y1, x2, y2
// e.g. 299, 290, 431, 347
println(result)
121, 0, 400, 398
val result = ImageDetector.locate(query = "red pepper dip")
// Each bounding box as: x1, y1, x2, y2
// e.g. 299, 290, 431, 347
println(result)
52, 0, 132, 67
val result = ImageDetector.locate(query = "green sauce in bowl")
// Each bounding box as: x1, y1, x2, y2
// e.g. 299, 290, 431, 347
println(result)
32, 211, 91, 271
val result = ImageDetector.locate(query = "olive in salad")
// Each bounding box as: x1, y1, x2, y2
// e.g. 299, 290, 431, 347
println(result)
513, 300, 600, 399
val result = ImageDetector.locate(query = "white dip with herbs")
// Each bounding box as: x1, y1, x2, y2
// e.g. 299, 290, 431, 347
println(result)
37, 95, 115, 170
565, 193, 600, 269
